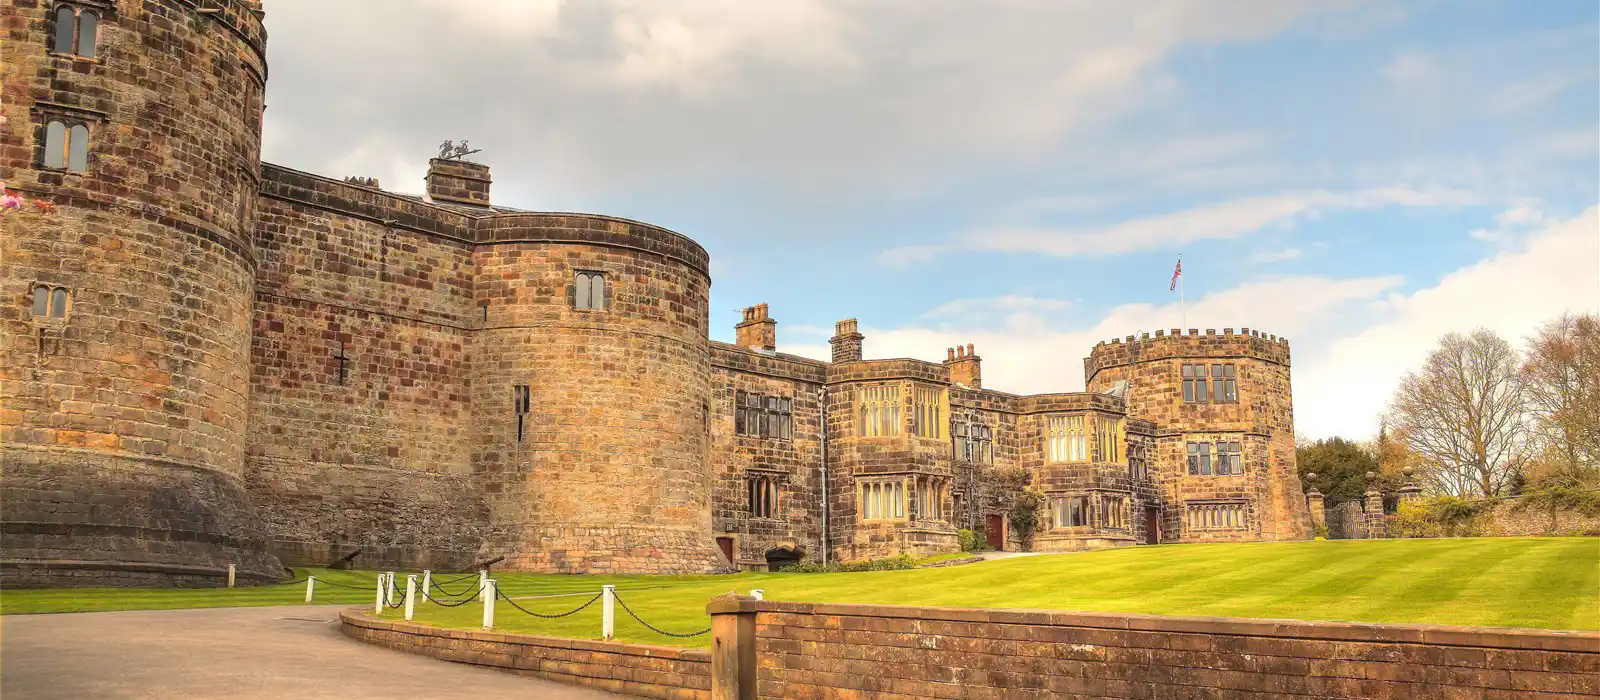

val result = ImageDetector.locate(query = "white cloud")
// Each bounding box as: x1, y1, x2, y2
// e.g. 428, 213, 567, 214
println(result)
922, 295, 1074, 319
800, 207, 1599, 441
1381, 52, 1440, 87
1250, 248, 1304, 264
879, 186, 1480, 262
1487, 74, 1571, 114
1299, 206, 1599, 438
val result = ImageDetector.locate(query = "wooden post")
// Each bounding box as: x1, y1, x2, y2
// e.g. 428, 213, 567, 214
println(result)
482, 579, 496, 630
602, 585, 616, 640
707, 593, 759, 700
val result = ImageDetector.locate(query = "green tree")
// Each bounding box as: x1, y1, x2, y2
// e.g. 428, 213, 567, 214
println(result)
1297, 437, 1378, 505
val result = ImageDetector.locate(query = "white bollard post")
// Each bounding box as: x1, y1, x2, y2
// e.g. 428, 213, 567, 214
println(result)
385, 572, 396, 606
601, 585, 616, 640
374, 577, 384, 614
404, 575, 418, 621
478, 569, 488, 598
421, 569, 432, 601
481, 579, 496, 631
227, 564, 236, 588
750, 589, 764, 600
305, 576, 316, 604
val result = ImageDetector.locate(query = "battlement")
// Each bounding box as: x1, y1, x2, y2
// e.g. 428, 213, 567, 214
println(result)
1084, 327, 1292, 384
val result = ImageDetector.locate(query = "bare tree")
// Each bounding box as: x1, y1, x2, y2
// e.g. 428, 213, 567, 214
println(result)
1387, 329, 1532, 497
1521, 313, 1600, 477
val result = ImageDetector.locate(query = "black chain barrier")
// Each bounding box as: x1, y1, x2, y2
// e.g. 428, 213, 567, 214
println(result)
314, 578, 381, 590
495, 589, 603, 619
612, 593, 710, 638
435, 573, 479, 586
425, 587, 484, 608
429, 578, 478, 598
259, 577, 311, 587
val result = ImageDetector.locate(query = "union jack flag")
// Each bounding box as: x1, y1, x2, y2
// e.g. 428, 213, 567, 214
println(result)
1170, 257, 1182, 291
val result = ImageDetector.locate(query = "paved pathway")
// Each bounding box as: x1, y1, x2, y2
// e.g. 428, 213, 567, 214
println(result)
1, 605, 628, 699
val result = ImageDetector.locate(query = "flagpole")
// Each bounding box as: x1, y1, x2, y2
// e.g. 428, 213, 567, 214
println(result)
1179, 252, 1186, 330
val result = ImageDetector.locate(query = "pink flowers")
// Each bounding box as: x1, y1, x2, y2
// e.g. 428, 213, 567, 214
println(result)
0, 181, 56, 214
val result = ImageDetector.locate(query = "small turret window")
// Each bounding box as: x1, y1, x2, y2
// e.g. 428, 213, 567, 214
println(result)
41, 120, 90, 171
574, 271, 606, 310
51, 5, 98, 58
31, 285, 70, 319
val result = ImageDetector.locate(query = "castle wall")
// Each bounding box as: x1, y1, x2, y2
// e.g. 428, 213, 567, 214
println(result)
708, 344, 826, 569
1086, 329, 1309, 543
470, 216, 724, 574
0, 0, 283, 586
245, 168, 485, 571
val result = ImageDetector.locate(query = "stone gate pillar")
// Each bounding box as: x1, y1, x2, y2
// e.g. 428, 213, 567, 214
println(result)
1363, 472, 1387, 539
1395, 467, 1423, 507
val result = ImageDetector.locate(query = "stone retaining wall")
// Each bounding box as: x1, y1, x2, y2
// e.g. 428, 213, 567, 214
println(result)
712, 598, 1600, 699
338, 611, 710, 699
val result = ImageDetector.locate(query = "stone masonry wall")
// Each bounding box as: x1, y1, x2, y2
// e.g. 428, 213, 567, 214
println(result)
1086, 329, 1309, 543
709, 343, 826, 569
340, 610, 711, 700
746, 600, 1600, 699
1, 0, 282, 586
246, 172, 485, 571
470, 221, 724, 574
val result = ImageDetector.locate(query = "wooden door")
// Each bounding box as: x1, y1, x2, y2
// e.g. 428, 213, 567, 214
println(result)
716, 536, 735, 564
985, 514, 1005, 550
1144, 507, 1160, 545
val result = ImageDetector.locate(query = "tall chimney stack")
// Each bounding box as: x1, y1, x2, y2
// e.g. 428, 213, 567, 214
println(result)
735, 304, 777, 352
830, 319, 863, 363
946, 343, 981, 389
425, 158, 492, 207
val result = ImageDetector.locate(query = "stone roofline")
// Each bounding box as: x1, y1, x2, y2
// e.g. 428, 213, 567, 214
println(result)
259, 162, 711, 276
1084, 326, 1293, 385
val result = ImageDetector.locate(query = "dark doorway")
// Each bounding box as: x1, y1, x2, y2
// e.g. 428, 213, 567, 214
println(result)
1144, 506, 1160, 545
716, 536, 735, 565
764, 547, 802, 571
985, 513, 1005, 550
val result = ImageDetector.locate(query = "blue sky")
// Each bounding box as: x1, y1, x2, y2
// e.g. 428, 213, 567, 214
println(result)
260, 0, 1599, 439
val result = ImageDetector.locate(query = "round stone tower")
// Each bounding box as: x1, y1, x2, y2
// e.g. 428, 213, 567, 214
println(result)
471, 214, 726, 574
1085, 328, 1310, 542
0, 0, 282, 585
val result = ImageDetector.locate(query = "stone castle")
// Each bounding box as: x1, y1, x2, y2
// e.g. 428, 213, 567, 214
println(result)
0, 0, 1309, 586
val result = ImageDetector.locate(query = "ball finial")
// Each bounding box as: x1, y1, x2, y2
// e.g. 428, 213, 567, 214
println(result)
1365, 471, 1376, 481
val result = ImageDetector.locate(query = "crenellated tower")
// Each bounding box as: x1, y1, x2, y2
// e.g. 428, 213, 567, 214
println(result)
0, 0, 281, 585
1086, 328, 1309, 542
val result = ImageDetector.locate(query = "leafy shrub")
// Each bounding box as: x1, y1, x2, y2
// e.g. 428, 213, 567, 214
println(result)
1512, 475, 1600, 535
1312, 521, 1330, 540
957, 529, 988, 552
1009, 489, 1046, 552
1389, 496, 1485, 538
780, 554, 917, 574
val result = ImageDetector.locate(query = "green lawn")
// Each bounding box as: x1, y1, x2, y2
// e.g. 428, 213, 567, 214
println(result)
3, 539, 1595, 647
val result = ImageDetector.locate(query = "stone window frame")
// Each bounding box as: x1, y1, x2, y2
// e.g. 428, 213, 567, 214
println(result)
37, 117, 93, 171
1094, 414, 1124, 464
1128, 442, 1150, 480
49, 2, 107, 60
1185, 499, 1248, 530
1101, 494, 1130, 530
572, 270, 608, 311
1187, 439, 1245, 476
30, 284, 72, 320
1048, 493, 1092, 529
856, 384, 901, 438
512, 384, 532, 442
1044, 414, 1088, 464
953, 417, 993, 465
857, 477, 905, 521
747, 471, 782, 519
909, 384, 947, 440
734, 390, 793, 440
912, 475, 948, 523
